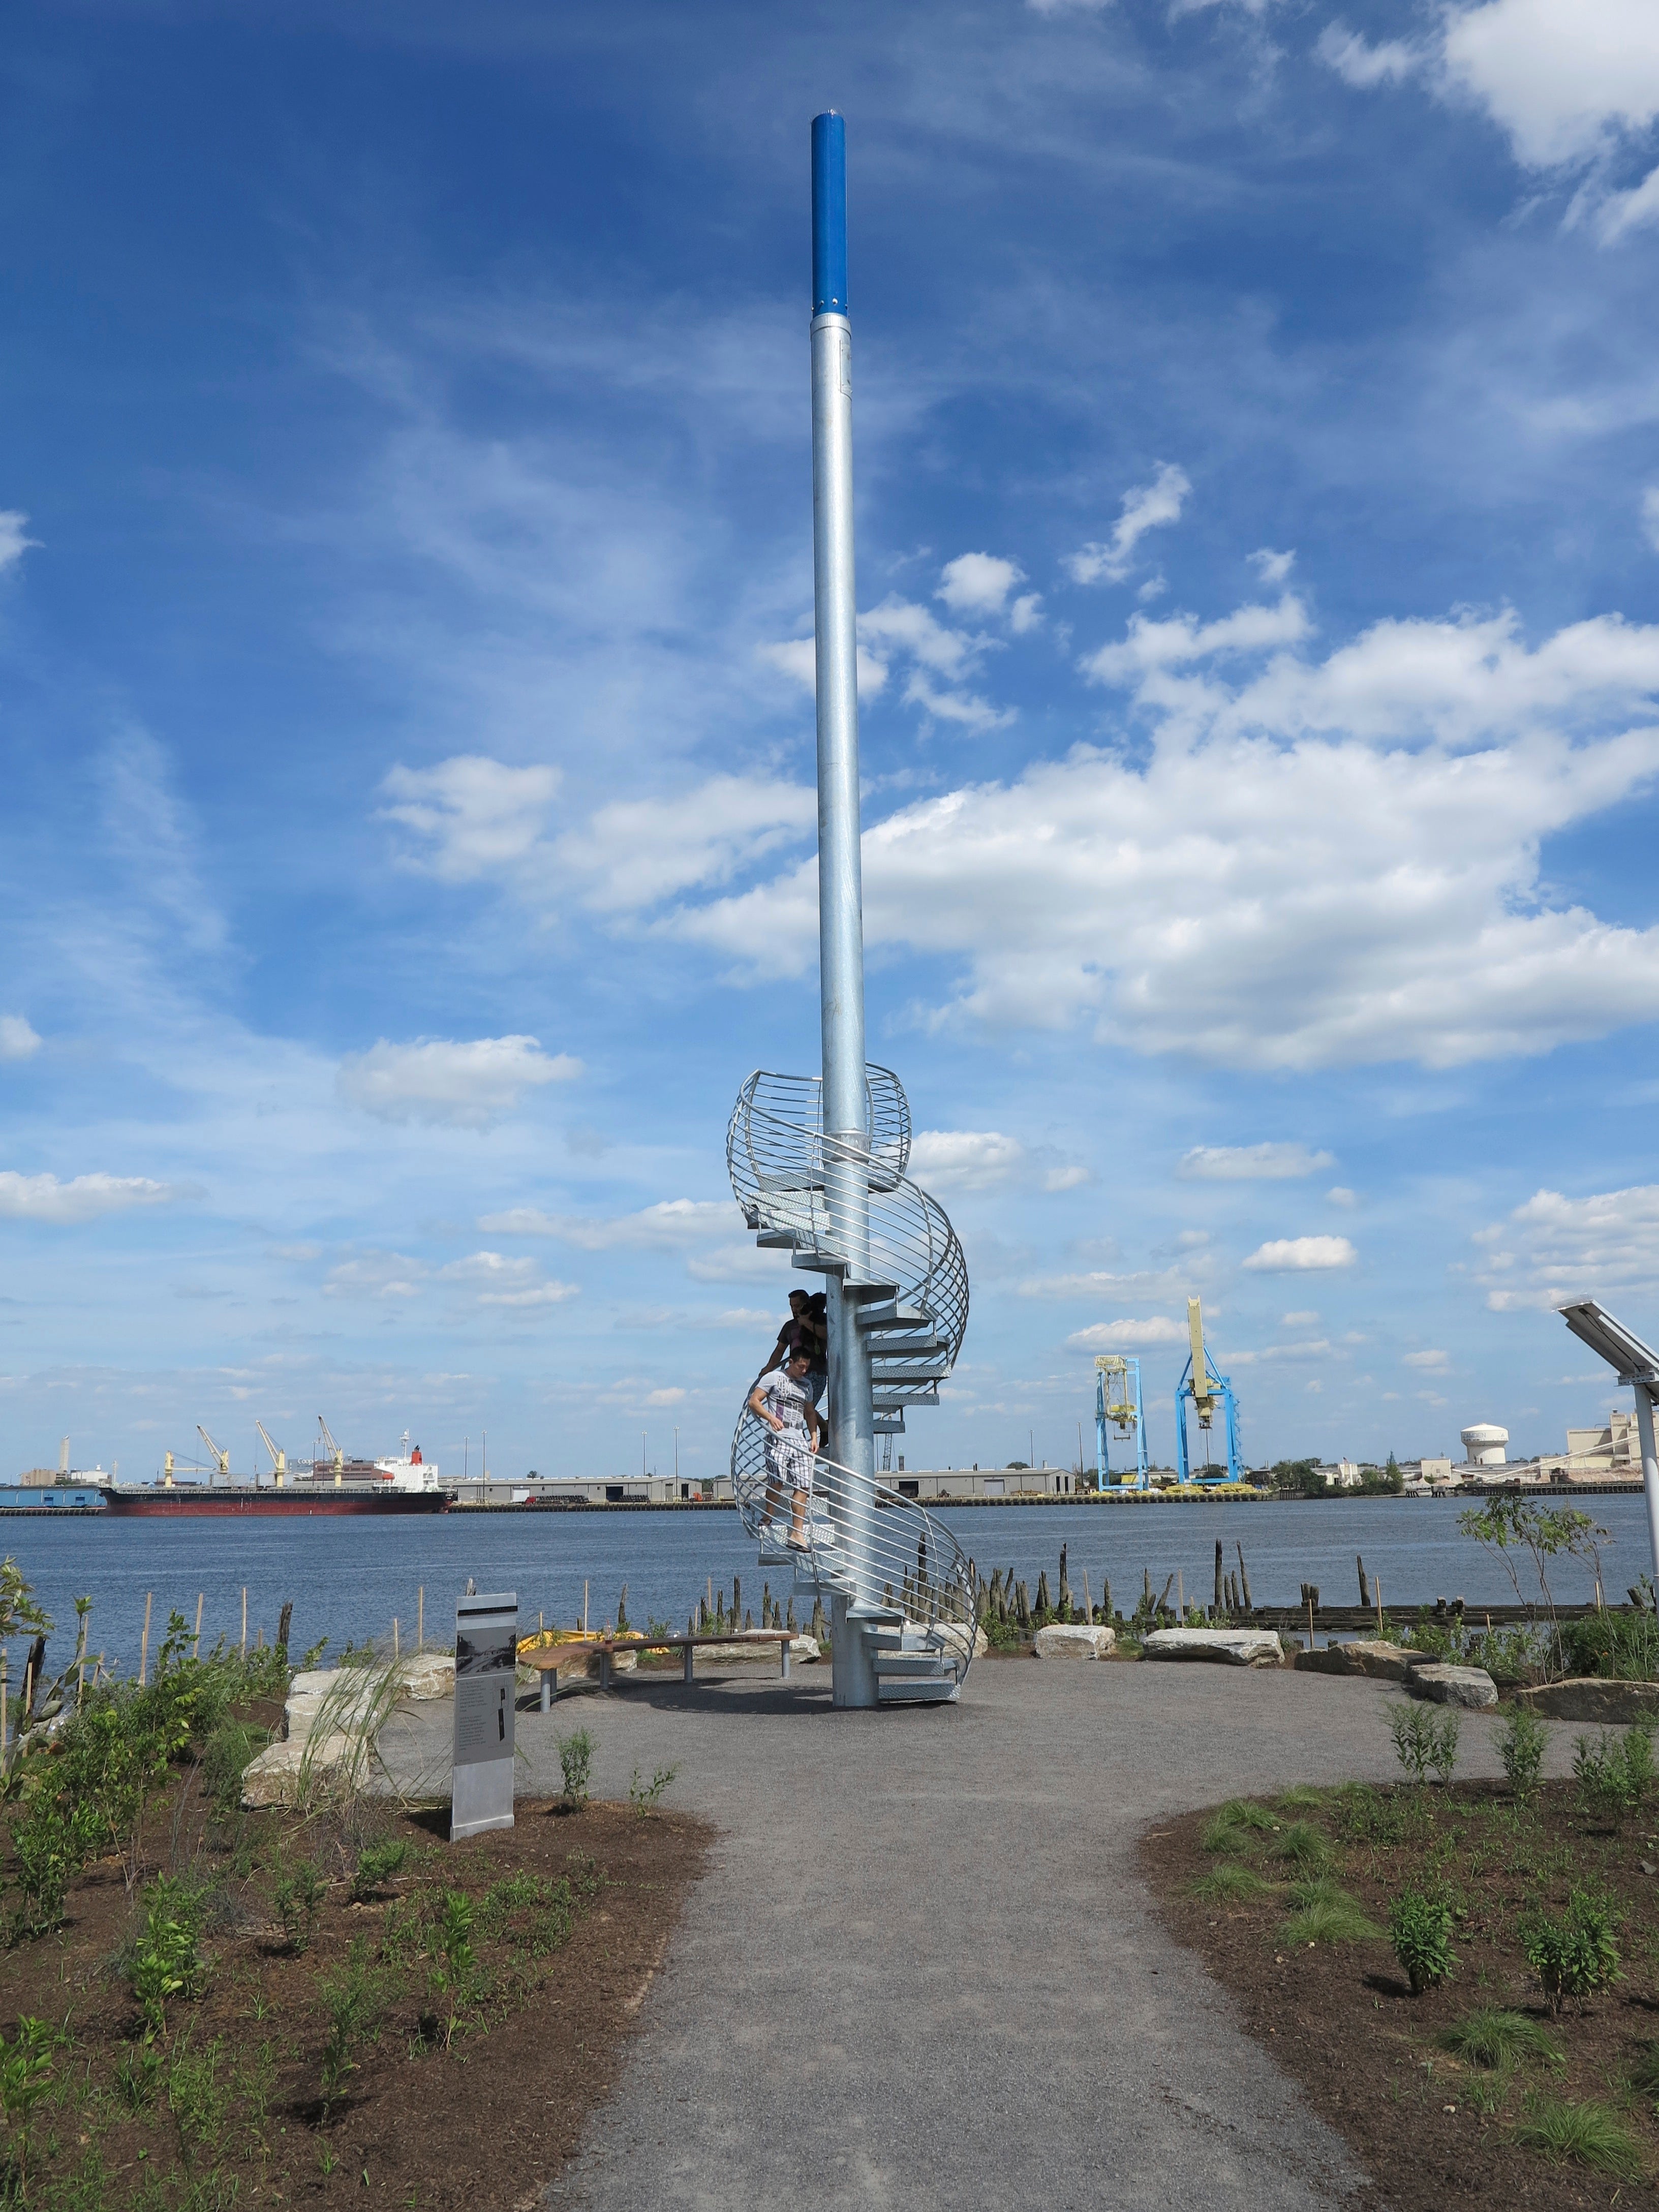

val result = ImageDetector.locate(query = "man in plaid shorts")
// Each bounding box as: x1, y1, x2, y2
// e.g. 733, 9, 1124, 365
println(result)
747, 1342, 823, 1549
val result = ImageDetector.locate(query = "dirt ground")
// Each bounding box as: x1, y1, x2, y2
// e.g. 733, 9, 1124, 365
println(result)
1145, 1778, 1659, 2211
2, 1785, 710, 2210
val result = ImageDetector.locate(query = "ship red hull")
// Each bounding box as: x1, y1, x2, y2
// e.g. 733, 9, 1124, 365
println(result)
104, 1487, 451, 1518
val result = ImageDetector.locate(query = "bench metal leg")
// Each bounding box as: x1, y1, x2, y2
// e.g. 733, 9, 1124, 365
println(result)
599, 1650, 611, 1692
781, 1640, 791, 1680
684, 1644, 694, 1684
540, 1671, 552, 1715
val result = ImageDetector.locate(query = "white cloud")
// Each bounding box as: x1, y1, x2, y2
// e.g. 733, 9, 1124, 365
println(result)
1227, 1338, 1333, 1365
324, 1251, 427, 1300
381, 755, 562, 883
1317, 22, 1421, 89
337, 1035, 580, 1128
1327, 1187, 1358, 1208
937, 552, 1026, 617
557, 776, 815, 914
439, 1251, 579, 1307
0, 511, 39, 573
1066, 464, 1190, 586
1178, 1142, 1336, 1181
645, 1387, 686, 1407
907, 1129, 1027, 1191
1404, 1348, 1451, 1370
1643, 488, 1659, 554
1248, 548, 1297, 586
1019, 1265, 1194, 1299
1066, 1316, 1189, 1349
0, 1017, 41, 1062
479, 1199, 734, 1249
1082, 594, 1311, 684
1026, 0, 1108, 15
670, 599, 1659, 1072
0, 1171, 179, 1224
1322, 1, 1659, 243
1242, 1236, 1358, 1272
1281, 1310, 1319, 1327
1042, 1164, 1092, 1193
756, 636, 889, 697
1476, 1182, 1659, 1310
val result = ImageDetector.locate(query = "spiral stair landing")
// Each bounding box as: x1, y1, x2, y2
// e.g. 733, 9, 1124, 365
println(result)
726, 1067, 980, 1704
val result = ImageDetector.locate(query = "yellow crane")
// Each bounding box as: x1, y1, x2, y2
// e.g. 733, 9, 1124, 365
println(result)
196, 1424, 231, 1481
255, 1421, 287, 1487
317, 1415, 345, 1485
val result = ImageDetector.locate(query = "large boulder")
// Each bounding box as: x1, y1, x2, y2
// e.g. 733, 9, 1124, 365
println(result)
400, 1650, 455, 1700
243, 1660, 423, 1807
1033, 1623, 1117, 1660
1406, 1662, 1498, 1710
1142, 1627, 1283, 1668
1514, 1677, 1659, 1726
1295, 1641, 1417, 1682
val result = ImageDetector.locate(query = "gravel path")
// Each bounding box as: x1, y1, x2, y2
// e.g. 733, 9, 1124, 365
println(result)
385, 1654, 1580, 2212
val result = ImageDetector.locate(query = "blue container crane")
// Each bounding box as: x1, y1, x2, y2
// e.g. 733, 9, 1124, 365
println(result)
1175, 1297, 1242, 1485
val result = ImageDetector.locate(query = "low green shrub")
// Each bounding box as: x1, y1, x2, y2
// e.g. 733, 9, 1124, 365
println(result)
1497, 1707, 1547, 1803
1437, 2006, 1562, 2070
629, 1764, 678, 1815
273, 1861, 325, 1954
1521, 1889, 1620, 2015
1389, 1701, 1461, 1786
318, 1936, 383, 2119
1561, 1609, 1659, 1683
1573, 1726, 1654, 1824
0, 2016, 55, 2194
1390, 1887, 1455, 1994
1512, 2099, 1645, 2179
557, 1728, 596, 1806
349, 1841, 410, 1902
128, 1875, 208, 2038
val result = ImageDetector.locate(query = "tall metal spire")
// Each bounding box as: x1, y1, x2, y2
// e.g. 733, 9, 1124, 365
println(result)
810, 111, 878, 1706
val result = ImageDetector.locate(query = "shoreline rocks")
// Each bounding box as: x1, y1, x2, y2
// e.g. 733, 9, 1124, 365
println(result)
1405, 1662, 1498, 1710
1294, 1640, 1417, 1682
1142, 1627, 1284, 1668
1513, 1677, 1659, 1725
1032, 1623, 1117, 1661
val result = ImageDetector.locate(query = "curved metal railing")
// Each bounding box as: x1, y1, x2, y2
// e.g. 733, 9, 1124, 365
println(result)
726, 1070, 969, 1372
729, 1434, 982, 1686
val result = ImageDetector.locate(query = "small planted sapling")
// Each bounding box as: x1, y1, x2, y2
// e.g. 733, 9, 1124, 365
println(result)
128, 1874, 208, 2038
1389, 1701, 1460, 1786
273, 1860, 325, 1954
0, 2016, 54, 2198
558, 1727, 595, 1807
628, 1764, 678, 1815
1390, 1887, 1456, 1994
1497, 1705, 1547, 1803
1522, 1888, 1621, 2016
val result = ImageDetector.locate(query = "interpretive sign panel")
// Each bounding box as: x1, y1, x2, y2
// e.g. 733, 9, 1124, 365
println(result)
451, 1589, 517, 1841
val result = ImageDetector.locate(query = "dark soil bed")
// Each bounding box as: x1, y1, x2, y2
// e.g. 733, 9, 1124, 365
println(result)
1145, 1777, 1659, 2210
2, 1774, 709, 2210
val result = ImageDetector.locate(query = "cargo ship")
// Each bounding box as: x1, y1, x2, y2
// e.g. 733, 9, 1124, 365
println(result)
103, 1424, 453, 1517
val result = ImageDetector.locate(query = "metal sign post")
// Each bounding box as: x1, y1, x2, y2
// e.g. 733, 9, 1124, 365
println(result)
451, 1589, 518, 1841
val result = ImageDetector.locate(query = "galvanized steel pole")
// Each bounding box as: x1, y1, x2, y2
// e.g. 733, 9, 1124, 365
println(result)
810, 111, 877, 1706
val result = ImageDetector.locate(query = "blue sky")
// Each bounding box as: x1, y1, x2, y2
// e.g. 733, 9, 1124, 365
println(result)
5, 0, 1659, 1484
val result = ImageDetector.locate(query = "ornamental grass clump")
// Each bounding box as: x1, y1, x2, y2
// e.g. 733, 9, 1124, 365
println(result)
1280, 1882, 1384, 1947
1512, 2100, 1645, 2180
1521, 1889, 1620, 2016
1274, 1820, 1332, 1872
1390, 1887, 1456, 1994
1437, 2006, 1563, 2071
1190, 1863, 1273, 1903
1200, 1800, 1275, 1856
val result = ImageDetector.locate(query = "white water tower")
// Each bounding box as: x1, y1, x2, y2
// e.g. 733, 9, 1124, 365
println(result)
1460, 1422, 1509, 1467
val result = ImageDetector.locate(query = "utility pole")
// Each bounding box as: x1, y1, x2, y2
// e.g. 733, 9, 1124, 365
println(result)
811, 111, 877, 1707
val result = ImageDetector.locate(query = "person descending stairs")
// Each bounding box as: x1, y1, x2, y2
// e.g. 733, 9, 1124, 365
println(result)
727, 1065, 982, 1703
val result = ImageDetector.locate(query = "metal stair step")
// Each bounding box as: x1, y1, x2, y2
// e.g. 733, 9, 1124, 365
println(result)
877, 1676, 961, 1704
871, 1650, 954, 1677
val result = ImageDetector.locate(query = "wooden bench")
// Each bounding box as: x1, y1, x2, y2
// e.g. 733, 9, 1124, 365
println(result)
517, 1630, 798, 1708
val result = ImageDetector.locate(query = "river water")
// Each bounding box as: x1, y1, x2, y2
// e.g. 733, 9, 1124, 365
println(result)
2, 1491, 1649, 1679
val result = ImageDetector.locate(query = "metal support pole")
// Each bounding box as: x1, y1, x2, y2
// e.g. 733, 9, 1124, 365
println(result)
1634, 1382, 1659, 1593
810, 111, 877, 1709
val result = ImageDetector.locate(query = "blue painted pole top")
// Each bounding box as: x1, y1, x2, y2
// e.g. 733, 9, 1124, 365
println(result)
812, 110, 847, 317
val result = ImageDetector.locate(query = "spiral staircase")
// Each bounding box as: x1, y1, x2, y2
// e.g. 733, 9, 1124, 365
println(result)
726, 1066, 981, 1703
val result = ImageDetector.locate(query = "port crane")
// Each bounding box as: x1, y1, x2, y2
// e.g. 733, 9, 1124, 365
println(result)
196, 1425, 231, 1482
255, 1422, 288, 1486
1095, 1355, 1149, 1488
1174, 1297, 1242, 1485
316, 1415, 345, 1484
